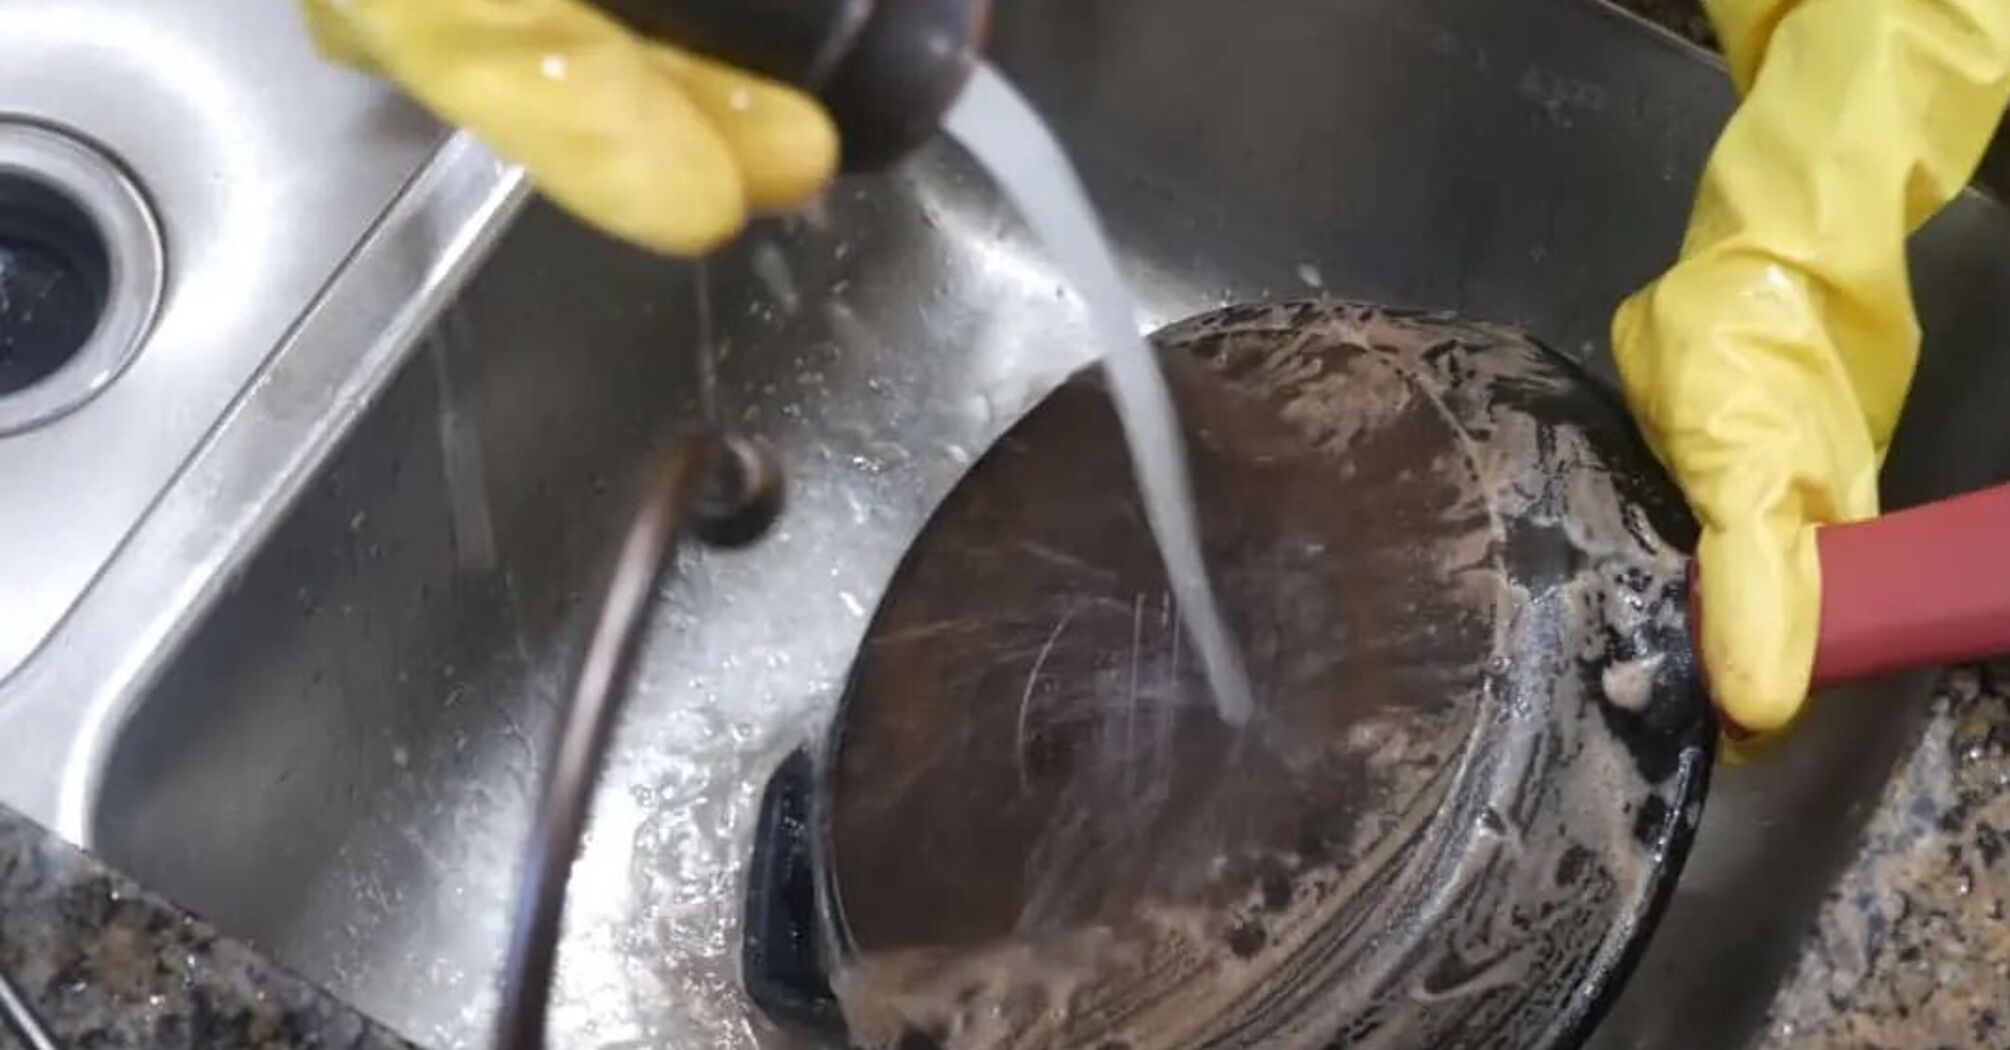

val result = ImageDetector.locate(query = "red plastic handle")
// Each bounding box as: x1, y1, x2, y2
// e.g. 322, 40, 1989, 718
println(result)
1811, 481, 2010, 688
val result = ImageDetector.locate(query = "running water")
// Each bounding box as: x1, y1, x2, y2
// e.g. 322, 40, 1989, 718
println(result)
945, 65, 1257, 727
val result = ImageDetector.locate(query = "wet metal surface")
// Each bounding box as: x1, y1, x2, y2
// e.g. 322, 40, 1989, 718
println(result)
0, 0, 440, 679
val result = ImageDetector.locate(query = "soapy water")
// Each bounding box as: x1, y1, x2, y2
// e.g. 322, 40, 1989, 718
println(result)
945, 65, 1258, 728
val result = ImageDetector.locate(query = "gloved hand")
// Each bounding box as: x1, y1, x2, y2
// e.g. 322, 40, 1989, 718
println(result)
300, 0, 839, 255
1614, 0, 2010, 738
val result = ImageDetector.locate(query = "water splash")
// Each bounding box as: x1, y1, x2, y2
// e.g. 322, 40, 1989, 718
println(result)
945, 65, 1256, 726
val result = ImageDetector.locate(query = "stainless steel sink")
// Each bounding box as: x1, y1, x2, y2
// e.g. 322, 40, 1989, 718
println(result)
11, 0, 2010, 1048
0, 0, 444, 683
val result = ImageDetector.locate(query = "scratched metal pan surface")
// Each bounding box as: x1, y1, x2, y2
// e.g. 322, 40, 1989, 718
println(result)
747, 300, 1715, 1050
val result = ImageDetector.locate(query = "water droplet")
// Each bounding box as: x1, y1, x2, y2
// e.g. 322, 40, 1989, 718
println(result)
751, 242, 800, 314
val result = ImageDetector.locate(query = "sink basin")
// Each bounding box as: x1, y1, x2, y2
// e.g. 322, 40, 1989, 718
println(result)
31, 0, 2010, 1047
0, 0, 442, 681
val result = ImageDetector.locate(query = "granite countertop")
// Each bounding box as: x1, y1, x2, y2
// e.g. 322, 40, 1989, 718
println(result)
1756, 664, 2010, 1049
0, 808, 413, 1050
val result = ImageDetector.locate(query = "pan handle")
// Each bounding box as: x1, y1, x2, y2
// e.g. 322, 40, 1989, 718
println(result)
1812, 481, 2010, 687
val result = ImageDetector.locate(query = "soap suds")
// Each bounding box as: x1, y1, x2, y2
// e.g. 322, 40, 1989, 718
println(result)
820, 301, 1709, 1050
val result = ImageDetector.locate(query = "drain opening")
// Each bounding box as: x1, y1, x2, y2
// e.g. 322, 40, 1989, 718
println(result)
0, 173, 110, 395
0, 120, 164, 434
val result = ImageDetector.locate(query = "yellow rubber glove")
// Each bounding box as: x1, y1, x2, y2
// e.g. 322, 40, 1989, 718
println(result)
300, 0, 839, 255
1614, 0, 2010, 737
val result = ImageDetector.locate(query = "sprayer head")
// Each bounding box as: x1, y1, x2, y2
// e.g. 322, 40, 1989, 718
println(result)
821, 0, 991, 170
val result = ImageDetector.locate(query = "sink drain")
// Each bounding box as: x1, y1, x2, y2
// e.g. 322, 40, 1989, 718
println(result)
0, 120, 163, 434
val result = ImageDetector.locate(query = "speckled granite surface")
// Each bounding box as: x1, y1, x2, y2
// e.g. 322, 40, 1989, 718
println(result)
0, 807, 413, 1050
1753, 664, 2010, 1049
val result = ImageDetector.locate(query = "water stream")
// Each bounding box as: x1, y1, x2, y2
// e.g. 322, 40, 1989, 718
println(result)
944, 65, 1257, 727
